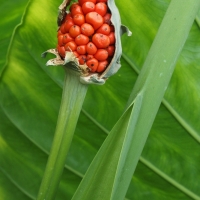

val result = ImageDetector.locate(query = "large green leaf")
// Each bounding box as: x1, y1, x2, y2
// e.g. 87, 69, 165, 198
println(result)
0, 0, 200, 200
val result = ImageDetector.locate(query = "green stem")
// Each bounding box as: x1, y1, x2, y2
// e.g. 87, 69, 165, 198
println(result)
36, 69, 88, 200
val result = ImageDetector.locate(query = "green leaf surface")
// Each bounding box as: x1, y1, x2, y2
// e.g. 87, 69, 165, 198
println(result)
0, 0, 29, 74
0, 0, 200, 199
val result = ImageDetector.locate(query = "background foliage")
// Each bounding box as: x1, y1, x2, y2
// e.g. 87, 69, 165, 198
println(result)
0, 0, 200, 199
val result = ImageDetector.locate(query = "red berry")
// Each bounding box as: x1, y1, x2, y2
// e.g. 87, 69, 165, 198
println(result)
106, 45, 115, 56
58, 35, 65, 46
64, 19, 75, 32
69, 25, 81, 38
108, 32, 115, 45
63, 33, 74, 44
75, 34, 89, 45
65, 41, 77, 51
81, 23, 94, 36
94, 49, 108, 61
103, 13, 111, 25
96, 0, 107, 2
96, 23, 111, 35
86, 58, 99, 72
95, 3, 107, 17
57, 30, 62, 37
97, 60, 108, 72
86, 42, 97, 55
92, 33, 110, 48
73, 14, 85, 26
79, 0, 96, 6
77, 45, 87, 55
82, 2, 95, 14
60, 23, 66, 34
70, 5, 83, 17
57, 46, 66, 58
85, 12, 104, 30
63, 13, 72, 22
78, 55, 87, 64
86, 54, 94, 60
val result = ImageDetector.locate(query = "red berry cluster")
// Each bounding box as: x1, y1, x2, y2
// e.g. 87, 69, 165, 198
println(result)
57, 0, 115, 73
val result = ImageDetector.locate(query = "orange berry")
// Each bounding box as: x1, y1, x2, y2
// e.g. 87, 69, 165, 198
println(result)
85, 12, 103, 30
96, 23, 111, 35
78, 55, 87, 64
64, 19, 74, 32
63, 33, 74, 44
86, 42, 97, 55
92, 33, 110, 48
94, 49, 108, 61
79, 0, 96, 6
73, 14, 85, 26
95, 2, 107, 17
65, 41, 77, 51
77, 45, 87, 55
75, 34, 89, 45
82, 2, 95, 14
81, 23, 95, 36
86, 58, 99, 72
69, 25, 81, 38
108, 32, 115, 45
97, 60, 108, 72
106, 45, 115, 56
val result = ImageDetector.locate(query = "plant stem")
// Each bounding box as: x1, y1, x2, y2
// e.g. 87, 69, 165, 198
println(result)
36, 68, 88, 200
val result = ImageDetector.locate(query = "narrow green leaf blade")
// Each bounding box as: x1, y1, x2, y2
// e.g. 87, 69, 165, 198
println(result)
72, 95, 142, 200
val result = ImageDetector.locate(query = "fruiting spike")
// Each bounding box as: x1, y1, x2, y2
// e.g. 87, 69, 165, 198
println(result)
42, 0, 131, 85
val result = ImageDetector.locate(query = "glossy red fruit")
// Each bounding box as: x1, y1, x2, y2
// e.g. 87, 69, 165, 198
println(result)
65, 41, 77, 51
96, 60, 108, 72
95, 2, 107, 17
81, 23, 94, 36
77, 45, 87, 55
63, 33, 74, 44
86, 54, 94, 60
64, 19, 74, 32
106, 45, 115, 56
82, 2, 95, 15
57, 30, 62, 37
96, 23, 110, 35
64, 13, 72, 22
78, 55, 87, 64
85, 12, 103, 30
57, 46, 66, 58
75, 34, 89, 45
103, 13, 111, 25
79, 0, 96, 6
86, 58, 99, 72
96, 0, 107, 2
92, 33, 110, 48
94, 49, 108, 61
108, 32, 115, 45
69, 25, 81, 38
58, 35, 64, 46
70, 2, 80, 11
86, 42, 97, 55
70, 5, 83, 17
73, 14, 85, 26
60, 23, 66, 34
